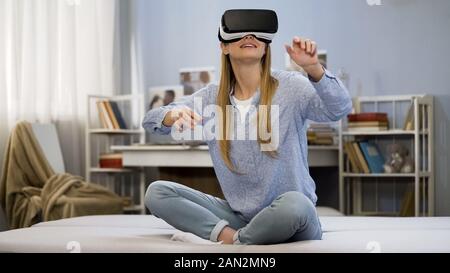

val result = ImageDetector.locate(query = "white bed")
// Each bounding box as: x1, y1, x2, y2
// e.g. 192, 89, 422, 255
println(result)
0, 212, 449, 253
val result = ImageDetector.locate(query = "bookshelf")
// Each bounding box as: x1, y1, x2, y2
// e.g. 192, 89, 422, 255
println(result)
85, 94, 146, 214
339, 95, 434, 217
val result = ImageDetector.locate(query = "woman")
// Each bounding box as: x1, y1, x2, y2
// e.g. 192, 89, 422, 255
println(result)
142, 10, 352, 245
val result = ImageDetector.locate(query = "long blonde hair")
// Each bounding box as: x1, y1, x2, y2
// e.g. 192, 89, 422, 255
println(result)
217, 44, 279, 173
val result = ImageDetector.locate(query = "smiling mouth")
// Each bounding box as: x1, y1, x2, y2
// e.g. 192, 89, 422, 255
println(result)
240, 44, 257, 49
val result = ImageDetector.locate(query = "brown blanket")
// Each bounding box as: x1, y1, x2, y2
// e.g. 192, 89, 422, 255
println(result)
0, 121, 123, 229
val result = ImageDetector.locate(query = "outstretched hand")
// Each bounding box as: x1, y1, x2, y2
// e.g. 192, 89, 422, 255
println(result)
285, 36, 324, 82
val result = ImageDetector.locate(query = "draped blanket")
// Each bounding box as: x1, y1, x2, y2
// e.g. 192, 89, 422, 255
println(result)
0, 121, 123, 229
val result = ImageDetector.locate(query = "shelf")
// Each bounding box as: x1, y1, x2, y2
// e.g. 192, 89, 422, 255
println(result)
89, 129, 143, 134
111, 144, 209, 151
342, 172, 430, 178
342, 129, 429, 136
86, 93, 146, 215
339, 95, 434, 217
308, 145, 339, 150
89, 167, 136, 173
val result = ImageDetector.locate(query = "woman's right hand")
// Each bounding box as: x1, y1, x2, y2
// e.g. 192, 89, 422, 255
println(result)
162, 107, 202, 132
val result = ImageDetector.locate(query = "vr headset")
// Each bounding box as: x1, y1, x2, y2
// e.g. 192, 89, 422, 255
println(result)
218, 9, 278, 44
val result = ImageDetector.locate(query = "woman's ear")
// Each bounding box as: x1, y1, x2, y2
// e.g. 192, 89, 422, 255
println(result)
220, 43, 229, 55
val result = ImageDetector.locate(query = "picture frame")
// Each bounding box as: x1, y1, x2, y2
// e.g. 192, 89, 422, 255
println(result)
179, 66, 215, 96
148, 85, 184, 111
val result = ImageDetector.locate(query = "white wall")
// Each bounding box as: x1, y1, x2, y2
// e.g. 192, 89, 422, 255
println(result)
131, 0, 450, 215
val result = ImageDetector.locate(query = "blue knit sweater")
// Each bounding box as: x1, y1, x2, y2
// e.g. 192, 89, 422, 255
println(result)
142, 69, 352, 221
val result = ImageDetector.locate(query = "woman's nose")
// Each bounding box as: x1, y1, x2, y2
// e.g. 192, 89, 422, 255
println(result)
243, 35, 255, 40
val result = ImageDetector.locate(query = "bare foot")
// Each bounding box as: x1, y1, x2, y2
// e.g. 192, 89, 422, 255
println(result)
217, 226, 236, 244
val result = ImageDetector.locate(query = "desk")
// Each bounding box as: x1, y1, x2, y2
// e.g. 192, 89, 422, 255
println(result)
111, 145, 339, 167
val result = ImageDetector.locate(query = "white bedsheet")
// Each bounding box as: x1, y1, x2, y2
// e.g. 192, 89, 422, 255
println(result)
0, 214, 449, 253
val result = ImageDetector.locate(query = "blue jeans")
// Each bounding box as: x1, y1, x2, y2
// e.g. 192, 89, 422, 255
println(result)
145, 180, 322, 245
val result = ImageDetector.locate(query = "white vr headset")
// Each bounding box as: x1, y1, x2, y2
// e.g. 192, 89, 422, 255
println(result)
218, 9, 278, 44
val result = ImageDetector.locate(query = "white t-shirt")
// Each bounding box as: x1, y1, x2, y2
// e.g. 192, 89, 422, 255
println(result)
232, 95, 254, 123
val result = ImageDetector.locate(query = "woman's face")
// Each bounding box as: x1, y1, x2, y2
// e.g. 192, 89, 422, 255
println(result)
221, 35, 267, 63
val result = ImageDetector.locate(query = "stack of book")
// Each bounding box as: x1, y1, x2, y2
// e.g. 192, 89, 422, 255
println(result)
99, 153, 123, 169
307, 123, 337, 145
347, 113, 389, 132
96, 100, 127, 130
343, 141, 385, 173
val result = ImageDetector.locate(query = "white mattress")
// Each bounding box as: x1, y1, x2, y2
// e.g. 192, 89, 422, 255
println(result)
0, 214, 449, 253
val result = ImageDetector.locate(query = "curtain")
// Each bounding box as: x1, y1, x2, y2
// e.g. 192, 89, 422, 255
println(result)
0, 0, 123, 177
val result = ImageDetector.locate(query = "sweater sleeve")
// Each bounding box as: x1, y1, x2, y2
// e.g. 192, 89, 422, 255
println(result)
299, 69, 353, 122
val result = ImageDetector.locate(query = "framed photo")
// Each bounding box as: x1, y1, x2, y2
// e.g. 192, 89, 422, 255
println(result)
148, 85, 184, 111
318, 49, 327, 69
179, 66, 215, 96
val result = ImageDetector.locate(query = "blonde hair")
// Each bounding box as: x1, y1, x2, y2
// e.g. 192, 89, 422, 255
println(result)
217, 44, 279, 173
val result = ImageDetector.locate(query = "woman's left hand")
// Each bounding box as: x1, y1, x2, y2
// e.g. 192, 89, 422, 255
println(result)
285, 36, 324, 82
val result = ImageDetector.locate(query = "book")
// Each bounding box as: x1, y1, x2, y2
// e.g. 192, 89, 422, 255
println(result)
98, 100, 114, 129
96, 101, 108, 129
350, 141, 366, 172
104, 101, 120, 129
315, 131, 336, 138
358, 142, 385, 173
109, 101, 127, 129
347, 112, 388, 122
352, 142, 370, 173
307, 123, 336, 145
348, 121, 389, 127
347, 126, 388, 132
312, 138, 334, 145
344, 142, 361, 173
403, 103, 414, 130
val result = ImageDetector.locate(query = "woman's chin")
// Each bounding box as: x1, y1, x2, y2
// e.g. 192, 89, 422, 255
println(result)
233, 54, 264, 63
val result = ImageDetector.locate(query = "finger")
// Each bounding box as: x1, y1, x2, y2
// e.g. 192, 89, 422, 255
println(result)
173, 119, 183, 132
188, 109, 202, 122
169, 109, 178, 119
178, 116, 193, 131
299, 38, 306, 50
285, 44, 294, 56
311, 42, 317, 56
170, 110, 183, 124
306, 40, 312, 54
293, 37, 304, 50
181, 112, 195, 129
180, 118, 193, 130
